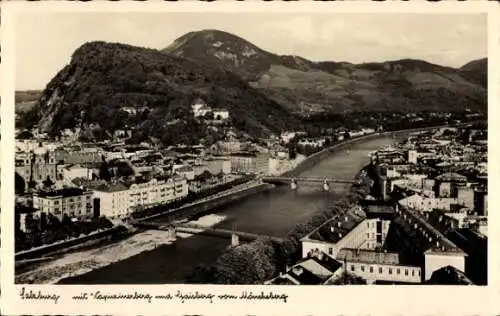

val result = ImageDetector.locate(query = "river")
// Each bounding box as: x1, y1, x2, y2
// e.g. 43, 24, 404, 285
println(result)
58, 136, 398, 284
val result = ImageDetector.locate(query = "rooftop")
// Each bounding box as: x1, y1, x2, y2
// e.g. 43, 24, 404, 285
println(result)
35, 188, 90, 198
396, 207, 465, 255
303, 252, 343, 275
435, 172, 468, 182
286, 266, 325, 285
93, 182, 129, 193
305, 207, 366, 244
427, 265, 474, 285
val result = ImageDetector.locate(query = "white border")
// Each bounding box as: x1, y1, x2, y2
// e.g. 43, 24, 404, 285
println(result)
1, 2, 499, 315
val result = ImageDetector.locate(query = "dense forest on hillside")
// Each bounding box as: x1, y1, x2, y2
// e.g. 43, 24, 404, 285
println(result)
21, 42, 302, 145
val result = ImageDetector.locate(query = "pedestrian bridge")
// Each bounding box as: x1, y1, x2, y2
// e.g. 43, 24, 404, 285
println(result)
261, 176, 358, 190
132, 221, 285, 245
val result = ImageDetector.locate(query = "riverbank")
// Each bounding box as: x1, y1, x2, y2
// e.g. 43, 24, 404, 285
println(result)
16, 213, 228, 284
18, 134, 397, 284
15, 124, 448, 263
56, 136, 398, 284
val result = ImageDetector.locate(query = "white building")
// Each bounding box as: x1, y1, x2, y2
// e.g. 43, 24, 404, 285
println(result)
62, 164, 93, 182
348, 130, 365, 138
128, 176, 188, 211
33, 188, 94, 221
301, 207, 390, 259
337, 249, 422, 284
191, 99, 212, 117
212, 109, 230, 120
93, 183, 130, 219
299, 204, 467, 284
205, 157, 232, 175
280, 132, 297, 144
398, 194, 459, 213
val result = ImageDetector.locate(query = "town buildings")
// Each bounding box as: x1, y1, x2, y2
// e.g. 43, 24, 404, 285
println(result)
16, 148, 58, 190
267, 125, 487, 285
33, 188, 94, 221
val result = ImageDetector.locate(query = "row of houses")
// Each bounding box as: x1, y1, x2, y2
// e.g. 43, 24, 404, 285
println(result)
18, 174, 190, 232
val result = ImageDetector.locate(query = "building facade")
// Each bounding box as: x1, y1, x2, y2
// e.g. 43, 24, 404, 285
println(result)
16, 150, 58, 190
93, 183, 130, 219
33, 188, 94, 220
128, 177, 188, 211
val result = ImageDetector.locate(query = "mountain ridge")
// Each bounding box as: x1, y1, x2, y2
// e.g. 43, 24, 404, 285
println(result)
21, 30, 487, 145
163, 29, 487, 114
22, 41, 302, 144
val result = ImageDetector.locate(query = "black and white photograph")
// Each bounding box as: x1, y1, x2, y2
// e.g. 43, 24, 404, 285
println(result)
6, 2, 491, 294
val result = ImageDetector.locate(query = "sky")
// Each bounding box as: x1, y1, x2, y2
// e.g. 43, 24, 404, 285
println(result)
15, 12, 487, 90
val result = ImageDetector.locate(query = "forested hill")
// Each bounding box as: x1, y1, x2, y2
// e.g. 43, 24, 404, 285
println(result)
22, 41, 301, 144
459, 58, 487, 88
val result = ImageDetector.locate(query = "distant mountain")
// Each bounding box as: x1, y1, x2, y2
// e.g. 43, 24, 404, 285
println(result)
21, 41, 301, 144
15, 90, 42, 114
163, 29, 318, 81
164, 29, 487, 114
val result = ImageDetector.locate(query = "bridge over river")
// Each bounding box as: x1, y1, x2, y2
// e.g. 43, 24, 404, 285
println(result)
134, 221, 285, 244
262, 176, 358, 190
59, 135, 404, 284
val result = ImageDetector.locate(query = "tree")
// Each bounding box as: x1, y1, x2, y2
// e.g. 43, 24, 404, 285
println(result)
47, 213, 61, 230
17, 130, 34, 140
40, 212, 48, 231
27, 180, 38, 191
15, 173, 26, 195
62, 213, 72, 226
99, 161, 111, 182
98, 216, 113, 229
329, 272, 367, 285
24, 213, 37, 232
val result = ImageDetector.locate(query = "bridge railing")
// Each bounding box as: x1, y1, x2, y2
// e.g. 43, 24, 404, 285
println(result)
149, 221, 283, 241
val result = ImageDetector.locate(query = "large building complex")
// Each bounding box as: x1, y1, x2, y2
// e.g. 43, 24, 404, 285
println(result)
93, 176, 189, 219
